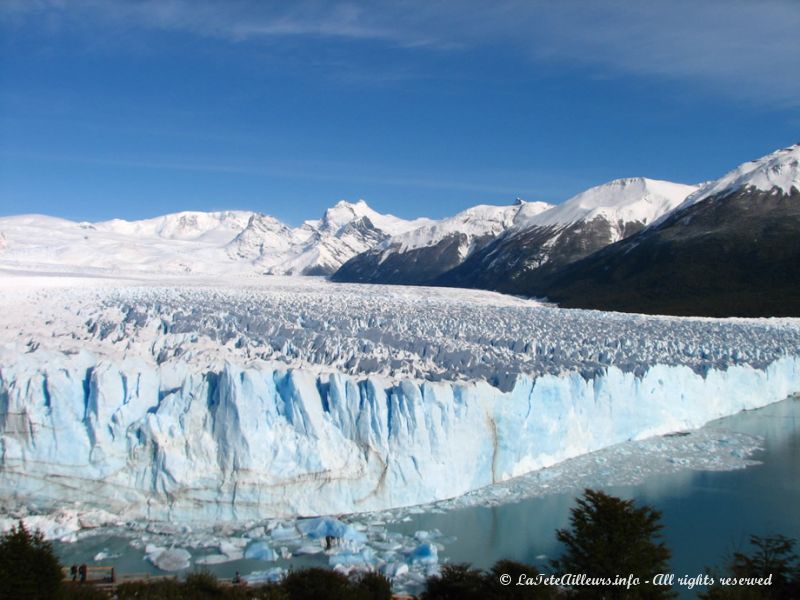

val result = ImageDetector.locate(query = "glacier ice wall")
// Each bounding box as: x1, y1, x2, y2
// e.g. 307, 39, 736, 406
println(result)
1, 349, 798, 522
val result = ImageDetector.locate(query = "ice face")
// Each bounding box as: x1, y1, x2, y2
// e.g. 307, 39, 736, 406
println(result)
0, 276, 799, 522
1, 349, 798, 522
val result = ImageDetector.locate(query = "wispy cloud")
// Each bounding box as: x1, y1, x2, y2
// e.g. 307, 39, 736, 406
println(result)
3, 1, 799, 106
1, 150, 552, 198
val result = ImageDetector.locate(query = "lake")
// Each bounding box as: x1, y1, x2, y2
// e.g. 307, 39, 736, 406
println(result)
54, 396, 800, 596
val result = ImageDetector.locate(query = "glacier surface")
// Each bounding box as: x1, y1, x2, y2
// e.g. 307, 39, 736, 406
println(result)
1, 275, 799, 522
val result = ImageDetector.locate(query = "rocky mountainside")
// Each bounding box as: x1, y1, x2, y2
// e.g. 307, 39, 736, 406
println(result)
332, 200, 552, 284
438, 177, 696, 292
333, 177, 695, 292
539, 144, 800, 317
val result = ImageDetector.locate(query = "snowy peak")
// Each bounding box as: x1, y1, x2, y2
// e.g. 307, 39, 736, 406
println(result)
320, 199, 373, 231
226, 213, 294, 261
387, 201, 552, 253
330, 199, 558, 286
0, 200, 436, 277
321, 199, 432, 236
529, 177, 697, 228
223, 200, 434, 275
511, 200, 558, 228
676, 144, 800, 212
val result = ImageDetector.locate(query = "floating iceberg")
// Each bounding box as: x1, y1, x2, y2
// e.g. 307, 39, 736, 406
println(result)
146, 547, 191, 571
244, 541, 278, 562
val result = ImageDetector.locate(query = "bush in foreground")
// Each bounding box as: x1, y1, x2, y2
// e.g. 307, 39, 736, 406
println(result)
116, 568, 389, 600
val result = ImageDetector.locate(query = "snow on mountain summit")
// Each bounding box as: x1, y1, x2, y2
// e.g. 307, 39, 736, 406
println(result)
527, 177, 697, 229
330, 199, 556, 285
674, 144, 800, 214
319, 199, 432, 235
228, 200, 434, 276
387, 201, 551, 254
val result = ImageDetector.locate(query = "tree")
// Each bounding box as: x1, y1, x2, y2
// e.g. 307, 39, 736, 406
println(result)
0, 520, 65, 600
281, 567, 352, 600
351, 571, 392, 600
421, 563, 492, 600
701, 535, 800, 600
552, 488, 674, 599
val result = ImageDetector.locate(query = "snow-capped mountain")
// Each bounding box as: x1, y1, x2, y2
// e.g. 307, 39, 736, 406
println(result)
225, 200, 433, 276
0, 212, 253, 275
333, 200, 552, 284
97, 210, 255, 243
436, 177, 695, 292
334, 177, 695, 289
523, 177, 698, 230
0, 200, 428, 277
226, 214, 296, 261
676, 143, 800, 211
542, 144, 800, 316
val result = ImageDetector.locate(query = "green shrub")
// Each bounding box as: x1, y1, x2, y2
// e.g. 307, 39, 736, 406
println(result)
246, 583, 290, 600
185, 568, 225, 598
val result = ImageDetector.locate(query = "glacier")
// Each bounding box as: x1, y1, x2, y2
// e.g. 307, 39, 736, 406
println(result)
1, 350, 798, 522
1, 276, 799, 523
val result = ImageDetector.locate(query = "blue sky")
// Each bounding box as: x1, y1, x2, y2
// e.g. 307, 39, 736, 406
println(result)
1, 1, 799, 225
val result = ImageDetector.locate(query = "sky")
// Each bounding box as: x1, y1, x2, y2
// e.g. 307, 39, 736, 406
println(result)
1, 0, 799, 225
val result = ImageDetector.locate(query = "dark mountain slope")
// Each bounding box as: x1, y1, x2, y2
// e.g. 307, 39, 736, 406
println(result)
540, 186, 800, 317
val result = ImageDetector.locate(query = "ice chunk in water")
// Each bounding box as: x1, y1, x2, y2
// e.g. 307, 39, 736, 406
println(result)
244, 541, 277, 562
147, 547, 191, 571
408, 543, 438, 565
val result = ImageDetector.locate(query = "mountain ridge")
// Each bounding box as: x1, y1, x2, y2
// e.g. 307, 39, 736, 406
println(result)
334, 177, 696, 290
539, 144, 800, 316
0, 200, 430, 277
